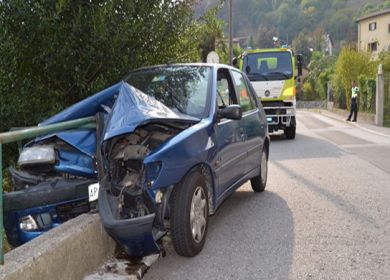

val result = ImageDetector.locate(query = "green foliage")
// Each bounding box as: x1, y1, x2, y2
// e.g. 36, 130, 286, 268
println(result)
302, 51, 335, 101
379, 51, 390, 73
357, 75, 376, 113
333, 47, 377, 109
292, 32, 312, 65
359, 0, 390, 16
198, 5, 226, 62
302, 81, 317, 101
201, 0, 378, 55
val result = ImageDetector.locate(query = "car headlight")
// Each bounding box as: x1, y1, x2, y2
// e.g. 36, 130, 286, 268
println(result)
145, 161, 162, 187
18, 145, 56, 166
286, 109, 294, 115
19, 215, 39, 231
19, 213, 53, 232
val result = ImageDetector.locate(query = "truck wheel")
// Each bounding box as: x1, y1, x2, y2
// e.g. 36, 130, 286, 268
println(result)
285, 117, 296, 139
170, 169, 209, 257
251, 148, 268, 192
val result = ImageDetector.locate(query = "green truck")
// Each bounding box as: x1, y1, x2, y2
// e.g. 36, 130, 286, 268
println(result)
234, 48, 303, 139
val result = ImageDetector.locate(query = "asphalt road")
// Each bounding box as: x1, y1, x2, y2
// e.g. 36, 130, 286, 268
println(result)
142, 110, 390, 280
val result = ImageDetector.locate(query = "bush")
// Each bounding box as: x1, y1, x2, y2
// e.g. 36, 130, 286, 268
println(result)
358, 74, 376, 113
302, 81, 316, 101
332, 47, 377, 110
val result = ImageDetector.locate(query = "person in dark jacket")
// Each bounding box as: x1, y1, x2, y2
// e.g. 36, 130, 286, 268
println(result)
347, 81, 359, 122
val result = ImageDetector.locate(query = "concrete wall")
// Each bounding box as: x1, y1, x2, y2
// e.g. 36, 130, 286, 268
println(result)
296, 101, 326, 109
0, 213, 116, 280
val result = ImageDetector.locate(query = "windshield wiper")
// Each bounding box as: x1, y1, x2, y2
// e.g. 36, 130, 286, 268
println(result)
247, 73, 269, 81
266, 72, 291, 79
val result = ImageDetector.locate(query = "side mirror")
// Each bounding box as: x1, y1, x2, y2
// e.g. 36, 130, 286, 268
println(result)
296, 54, 303, 77
218, 104, 242, 120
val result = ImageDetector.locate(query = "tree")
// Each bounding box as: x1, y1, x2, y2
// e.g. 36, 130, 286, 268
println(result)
253, 24, 278, 48
333, 47, 376, 109
292, 32, 311, 65
198, 5, 226, 62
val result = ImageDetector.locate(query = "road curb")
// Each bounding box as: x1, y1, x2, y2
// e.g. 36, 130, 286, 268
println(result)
0, 213, 116, 280
318, 109, 390, 139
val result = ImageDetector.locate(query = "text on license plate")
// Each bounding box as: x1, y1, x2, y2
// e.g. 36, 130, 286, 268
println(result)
88, 183, 100, 202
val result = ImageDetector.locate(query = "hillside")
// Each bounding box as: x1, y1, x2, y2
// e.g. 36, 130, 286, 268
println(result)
197, 0, 389, 52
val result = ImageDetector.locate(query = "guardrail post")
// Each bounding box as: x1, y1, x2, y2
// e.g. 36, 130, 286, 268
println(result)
0, 144, 3, 264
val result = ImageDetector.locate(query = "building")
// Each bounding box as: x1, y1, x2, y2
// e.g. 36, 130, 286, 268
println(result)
356, 8, 390, 57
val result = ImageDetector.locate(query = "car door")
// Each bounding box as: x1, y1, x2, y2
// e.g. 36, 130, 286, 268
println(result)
213, 68, 247, 200
231, 69, 265, 174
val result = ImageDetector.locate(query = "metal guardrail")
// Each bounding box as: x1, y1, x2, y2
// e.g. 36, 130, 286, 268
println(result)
0, 116, 96, 264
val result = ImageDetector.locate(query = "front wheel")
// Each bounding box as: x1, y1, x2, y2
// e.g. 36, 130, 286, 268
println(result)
170, 170, 209, 257
251, 147, 268, 192
285, 116, 296, 139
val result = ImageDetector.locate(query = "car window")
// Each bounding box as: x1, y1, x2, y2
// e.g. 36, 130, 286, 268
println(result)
217, 69, 237, 109
231, 71, 255, 113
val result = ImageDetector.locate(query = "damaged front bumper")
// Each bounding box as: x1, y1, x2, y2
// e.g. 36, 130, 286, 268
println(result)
98, 180, 172, 256
98, 189, 159, 256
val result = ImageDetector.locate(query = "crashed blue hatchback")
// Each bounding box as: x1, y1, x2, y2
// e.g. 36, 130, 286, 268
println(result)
5, 64, 269, 257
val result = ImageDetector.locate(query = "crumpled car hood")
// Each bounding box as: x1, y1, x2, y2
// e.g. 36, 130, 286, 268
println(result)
103, 82, 199, 141
31, 81, 198, 176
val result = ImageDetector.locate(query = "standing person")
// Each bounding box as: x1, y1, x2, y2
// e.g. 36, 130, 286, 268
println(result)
346, 81, 359, 122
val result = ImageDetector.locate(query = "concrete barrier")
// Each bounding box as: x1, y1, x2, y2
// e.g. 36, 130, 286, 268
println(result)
296, 100, 326, 109
0, 213, 116, 280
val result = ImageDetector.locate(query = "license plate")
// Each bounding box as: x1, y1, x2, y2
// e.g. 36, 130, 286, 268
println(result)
267, 117, 272, 122
88, 183, 100, 202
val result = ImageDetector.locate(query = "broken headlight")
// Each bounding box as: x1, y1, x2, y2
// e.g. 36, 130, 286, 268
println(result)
19, 215, 38, 231
145, 161, 162, 187
19, 213, 53, 232
18, 145, 56, 167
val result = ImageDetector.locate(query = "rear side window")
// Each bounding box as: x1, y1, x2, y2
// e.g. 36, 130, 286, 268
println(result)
231, 71, 255, 112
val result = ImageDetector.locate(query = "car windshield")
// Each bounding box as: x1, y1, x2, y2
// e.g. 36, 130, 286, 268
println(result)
125, 66, 211, 118
243, 52, 293, 81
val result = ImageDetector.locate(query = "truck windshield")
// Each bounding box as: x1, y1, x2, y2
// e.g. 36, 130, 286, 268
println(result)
243, 52, 293, 81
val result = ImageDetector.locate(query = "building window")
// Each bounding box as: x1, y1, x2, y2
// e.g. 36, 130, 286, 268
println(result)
368, 42, 378, 52
369, 22, 376, 31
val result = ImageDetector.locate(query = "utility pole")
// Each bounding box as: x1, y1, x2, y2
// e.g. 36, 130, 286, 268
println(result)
228, 0, 233, 65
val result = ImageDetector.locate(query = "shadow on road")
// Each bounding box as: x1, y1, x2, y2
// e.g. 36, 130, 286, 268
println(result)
272, 160, 377, 228
270, 133, 343, 161
144, 187, 294, 280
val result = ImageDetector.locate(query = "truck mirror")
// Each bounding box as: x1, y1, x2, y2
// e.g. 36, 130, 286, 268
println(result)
296, 54, 303, 77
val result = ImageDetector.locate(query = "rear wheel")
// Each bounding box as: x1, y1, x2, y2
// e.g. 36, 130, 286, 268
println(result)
251, 148, 268, 192
170, 170, 209, 257
285, 116, 296, 139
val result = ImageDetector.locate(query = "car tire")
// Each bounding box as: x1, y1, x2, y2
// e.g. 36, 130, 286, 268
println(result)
170, 169, 209, 257
285, 117, 296, 139
251, 148, 268, 192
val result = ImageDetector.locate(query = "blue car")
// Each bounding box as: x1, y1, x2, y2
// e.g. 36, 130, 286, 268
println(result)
97, 64, 270, 257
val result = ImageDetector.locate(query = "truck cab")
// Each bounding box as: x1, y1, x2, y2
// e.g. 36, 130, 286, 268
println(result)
235, 48, 302, 139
